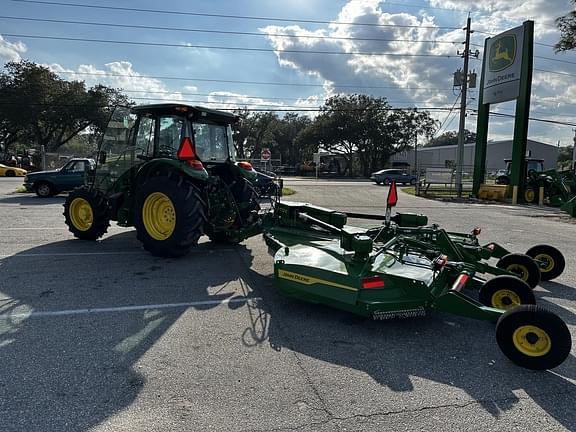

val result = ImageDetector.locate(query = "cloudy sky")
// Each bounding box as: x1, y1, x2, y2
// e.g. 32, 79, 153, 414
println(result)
1, 0, 575, 146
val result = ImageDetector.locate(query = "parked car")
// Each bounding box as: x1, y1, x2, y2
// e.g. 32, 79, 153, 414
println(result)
0, 163, 27, 177
370, 169, 417, 185
23, 158, 95, 197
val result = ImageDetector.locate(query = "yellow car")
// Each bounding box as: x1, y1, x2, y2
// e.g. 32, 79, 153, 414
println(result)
0, 163, 27, 177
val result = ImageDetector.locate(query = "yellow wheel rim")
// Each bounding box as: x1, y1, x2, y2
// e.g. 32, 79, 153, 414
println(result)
142, 192, 176, 241
512, 325, 551, 357
506, 264, 529, 282
69, 198, 93, 231
524, 189, 535, 202
534, 253, 554, 273
491, 289, 521, 310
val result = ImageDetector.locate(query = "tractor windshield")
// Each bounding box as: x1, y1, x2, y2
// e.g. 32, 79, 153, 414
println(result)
192, 122, 233, 162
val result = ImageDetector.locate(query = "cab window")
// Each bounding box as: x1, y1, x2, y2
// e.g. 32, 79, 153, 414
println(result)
157, 116, 185, 158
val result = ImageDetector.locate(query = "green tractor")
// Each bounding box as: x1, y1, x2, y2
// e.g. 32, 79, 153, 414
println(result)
63, 104, 269, 256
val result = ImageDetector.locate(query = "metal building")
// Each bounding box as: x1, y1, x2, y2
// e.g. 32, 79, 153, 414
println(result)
391, 139, 559, 173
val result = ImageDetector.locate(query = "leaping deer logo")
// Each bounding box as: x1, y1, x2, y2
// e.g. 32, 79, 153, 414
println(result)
488, 35, 516, 72
493, 41, 512, 62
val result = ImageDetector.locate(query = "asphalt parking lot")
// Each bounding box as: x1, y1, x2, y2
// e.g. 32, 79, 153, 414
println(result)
0, 176, 575, 432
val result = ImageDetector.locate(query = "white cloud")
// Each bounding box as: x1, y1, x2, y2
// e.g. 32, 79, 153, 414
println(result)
0, 35, 27, 63
46, 61, 185, 103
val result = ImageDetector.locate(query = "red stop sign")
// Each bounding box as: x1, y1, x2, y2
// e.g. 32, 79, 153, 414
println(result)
261, 148, 271, 161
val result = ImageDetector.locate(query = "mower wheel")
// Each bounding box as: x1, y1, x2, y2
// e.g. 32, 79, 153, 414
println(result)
524, 187, 537, 203
496, 305, 571, 370
135, 173, 207, 257
63, 187, 110, 240
496, 253, 541, 288
479, 275, 535, 310
526, 245, 565, 281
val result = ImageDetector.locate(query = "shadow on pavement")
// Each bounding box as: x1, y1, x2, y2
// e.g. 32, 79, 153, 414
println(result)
0, 194, 66, 205
0, 234, 256, 431
236, 251, 576, 430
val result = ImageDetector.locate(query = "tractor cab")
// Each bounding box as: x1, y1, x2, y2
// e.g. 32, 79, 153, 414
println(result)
495, 158, 544, 185
94, 104, 249, 193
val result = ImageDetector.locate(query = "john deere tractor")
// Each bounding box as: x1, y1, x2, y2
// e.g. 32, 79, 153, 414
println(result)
64, 104, 266, 257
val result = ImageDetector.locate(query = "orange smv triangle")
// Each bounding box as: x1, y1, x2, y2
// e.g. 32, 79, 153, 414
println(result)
387, 181, 398, 207
177, 136, 196, 160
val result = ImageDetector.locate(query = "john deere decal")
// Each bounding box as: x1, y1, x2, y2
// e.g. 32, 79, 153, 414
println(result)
489, 35, 516, 72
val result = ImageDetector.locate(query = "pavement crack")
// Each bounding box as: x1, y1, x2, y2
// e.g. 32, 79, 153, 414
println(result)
242, 389, 576, 432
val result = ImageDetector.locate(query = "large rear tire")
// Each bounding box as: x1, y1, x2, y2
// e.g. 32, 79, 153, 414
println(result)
134, 173, 207, 257
478, 275, 535, 310
496, 305, 571, 370
63, 187, 110, 240
496, 253, 541, 288
526, 245, 565, 281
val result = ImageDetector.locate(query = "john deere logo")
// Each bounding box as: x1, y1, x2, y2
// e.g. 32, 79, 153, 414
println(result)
489, 35, 516, 72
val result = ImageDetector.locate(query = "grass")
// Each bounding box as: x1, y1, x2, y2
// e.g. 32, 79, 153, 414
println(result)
15, 185, 27, 193
282, 187, 296, 196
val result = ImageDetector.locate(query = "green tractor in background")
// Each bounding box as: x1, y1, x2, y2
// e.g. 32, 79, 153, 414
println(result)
63, 104, 267, 257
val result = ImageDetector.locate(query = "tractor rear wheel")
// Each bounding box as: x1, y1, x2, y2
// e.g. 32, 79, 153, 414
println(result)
63, 187, 110, 240
134, 173, 207, 257
526, 245, 565, 281
479, 275, 535, 310
496, 253, 541, 288
496, 305, 571, 370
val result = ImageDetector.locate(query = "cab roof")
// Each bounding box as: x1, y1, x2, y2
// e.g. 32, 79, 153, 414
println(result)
131, 104, 237, 123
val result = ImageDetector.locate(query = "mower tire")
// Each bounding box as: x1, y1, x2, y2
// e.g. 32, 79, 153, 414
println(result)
496, 253, 541, 288
496, 305, 571, 370
526, 245, 565, 281
135, 173, 207, 257
63, 187, 110, 240
479, 275, 535, 310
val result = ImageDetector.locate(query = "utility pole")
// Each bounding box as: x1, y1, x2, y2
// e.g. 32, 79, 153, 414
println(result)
455, 16, 473, 197
572, 128, 576, 172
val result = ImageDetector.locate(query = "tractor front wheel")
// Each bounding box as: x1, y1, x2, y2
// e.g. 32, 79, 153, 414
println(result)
496, 253, 541, 288
526, 245, 565, 281
524, 187, 537, 203
496, 305, 571, 370
479, 275, 535, 310
63, 187, 110, 240
134, 174, 207, 257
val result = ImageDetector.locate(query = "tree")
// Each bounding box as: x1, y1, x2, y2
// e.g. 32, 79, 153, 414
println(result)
555, 1, 576, 52
0, 61, 131, 152
426, 129, 477, 147
296, 94, 436, 177
272, 113, 312, 165
232, 109, 279, 159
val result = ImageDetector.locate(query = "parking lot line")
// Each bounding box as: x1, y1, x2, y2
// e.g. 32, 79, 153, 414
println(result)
0, 251, 147, 257
0, 297, 263, 319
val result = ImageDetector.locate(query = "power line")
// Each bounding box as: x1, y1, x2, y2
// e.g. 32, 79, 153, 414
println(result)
0, 15, 464, 45
0, 101, 455, 113
50, 70, 456, 91
534, 68, 576, 78
434, 92, 461, 137
3, 33, 467, 58
469, 110, 576, 127
7, 0, 461, 30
